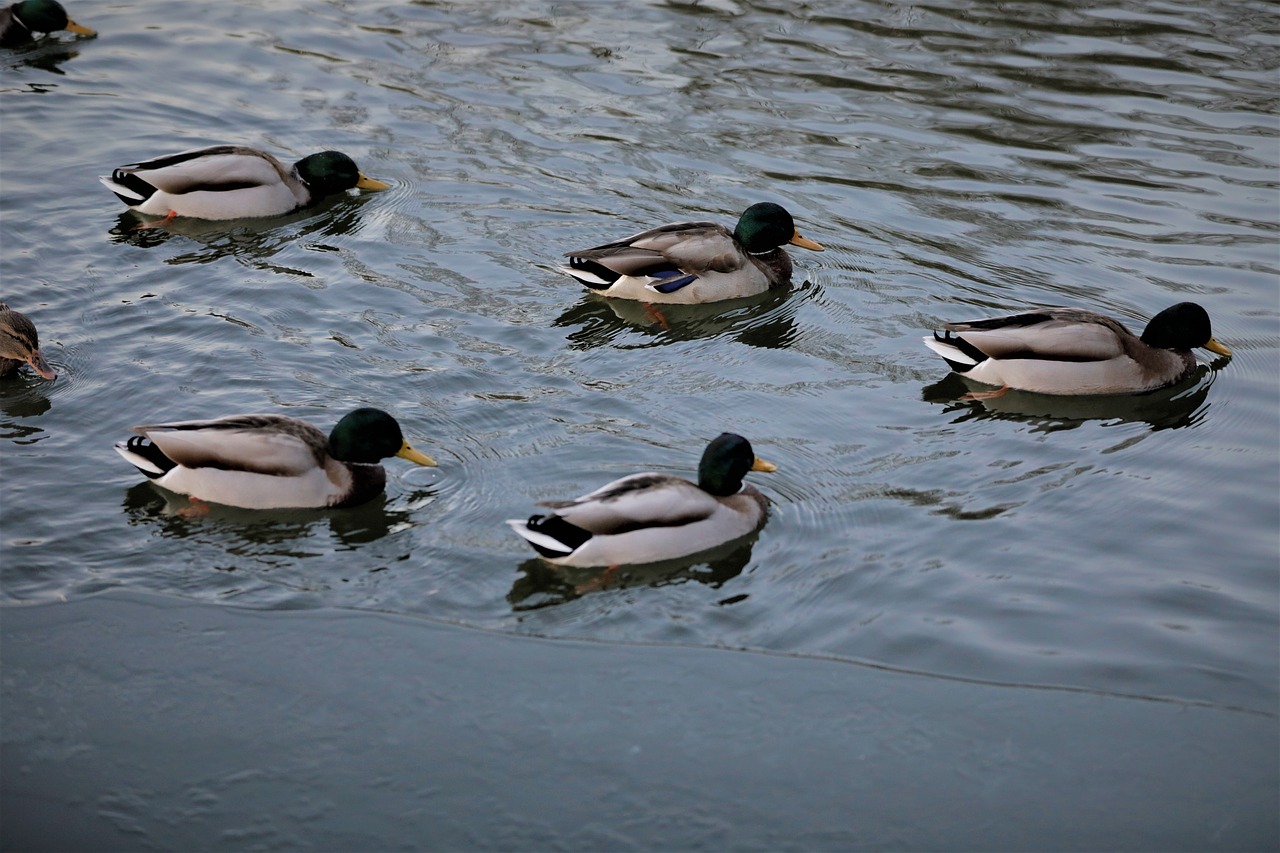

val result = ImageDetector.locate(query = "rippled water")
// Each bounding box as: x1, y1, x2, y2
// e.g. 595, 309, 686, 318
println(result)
2, 0, 1277, 719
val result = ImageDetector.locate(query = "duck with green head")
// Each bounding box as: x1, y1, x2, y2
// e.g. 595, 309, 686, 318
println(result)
924, 302, 1233, 396
507, 433, 777, 567
114, 408, 437, 510
99, 146, 391, 221
560, 202, 824, 304
1, 0, 93, 46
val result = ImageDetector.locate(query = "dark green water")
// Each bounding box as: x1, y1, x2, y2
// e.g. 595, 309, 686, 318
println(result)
1, 0, 1277, 847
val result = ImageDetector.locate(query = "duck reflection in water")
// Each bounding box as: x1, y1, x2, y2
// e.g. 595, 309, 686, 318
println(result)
507, 532, 761, 611
922, 368, 1219, 433
2, 38, 83, 73
123, 481, 435, 550
554, 281, 812, 352
0, 397, 51, 442
107, 193, 375, 276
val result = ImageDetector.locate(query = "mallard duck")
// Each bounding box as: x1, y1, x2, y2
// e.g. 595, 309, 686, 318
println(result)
0, 0, 94, 46
0, 302, 56, 380
923, 302, 1232, 396
113, 408, 437, 510
507, 433, 776, 567
99, 146, 390, 221
560, 202, 824, 304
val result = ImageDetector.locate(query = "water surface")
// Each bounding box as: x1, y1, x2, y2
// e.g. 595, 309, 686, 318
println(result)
2, 0, 1277, 731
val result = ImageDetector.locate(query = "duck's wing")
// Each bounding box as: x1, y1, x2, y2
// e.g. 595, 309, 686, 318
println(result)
106, 146, 293, 196
566, 221, 745, 276
628, 221, 747, 274
940, 309, 1127, 362
540, 473, 723, 534
131, 414, 327, 476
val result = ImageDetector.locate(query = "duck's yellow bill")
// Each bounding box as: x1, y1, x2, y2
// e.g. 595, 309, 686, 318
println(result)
356, 173, 391, 191
65, 19, 95, 36
752, 457, 778, 473
790, 231, 824, 252
398, 442, 438, 467
1204, 337, 1232, 357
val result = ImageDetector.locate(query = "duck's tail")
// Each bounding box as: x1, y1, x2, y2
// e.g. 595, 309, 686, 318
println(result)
506, 514, 591, 559
113, 436, 174, 479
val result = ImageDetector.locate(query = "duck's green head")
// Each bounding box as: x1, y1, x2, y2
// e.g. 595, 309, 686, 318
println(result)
733, 202, 824, 254
295, 151, 390, 197
698, 432, 777, 496
1141, 302, 1232, 356
11, 0, 94, 36
329, 408, 437, 467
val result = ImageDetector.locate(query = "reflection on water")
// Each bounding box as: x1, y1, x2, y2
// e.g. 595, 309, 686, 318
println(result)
0, 381, 52, 441
921, 367, 1219, 433
555, 283, 808, 351
122, 481, 434, 555
508, 532, 760, 611
2, 40, 85, 76
105, 194, 377, 276
0, 0, 1274, 719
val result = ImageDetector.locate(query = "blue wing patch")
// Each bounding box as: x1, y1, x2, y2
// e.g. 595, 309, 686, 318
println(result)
647, 271, 697, 294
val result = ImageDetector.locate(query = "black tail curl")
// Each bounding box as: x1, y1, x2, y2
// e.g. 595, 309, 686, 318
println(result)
526, 513, 593, 557
109, 170, 158, 204
123, 435, 176, 479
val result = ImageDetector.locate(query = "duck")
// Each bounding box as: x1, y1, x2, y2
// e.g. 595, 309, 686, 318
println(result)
0, 302, 56, 380
923, 302, 1232, 396
0, 0, 94, 46
99, 146, 390, 221
507, 432, 776, 567
113, 408, 437, 510
560, 202, 824, 304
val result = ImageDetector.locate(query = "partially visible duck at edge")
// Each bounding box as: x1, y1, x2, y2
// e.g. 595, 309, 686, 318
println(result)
0, 302, 57, 380
0, 0, 94, 47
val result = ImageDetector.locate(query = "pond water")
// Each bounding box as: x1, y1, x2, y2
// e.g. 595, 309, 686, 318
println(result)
1, 0, 1277, 844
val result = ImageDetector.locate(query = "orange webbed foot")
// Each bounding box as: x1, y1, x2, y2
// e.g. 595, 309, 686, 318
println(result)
573, 563, 623, 594
643, 303, 670, 330
960, 385, 1010, 401
133, 210, 179, 231
176, 497, 211, 518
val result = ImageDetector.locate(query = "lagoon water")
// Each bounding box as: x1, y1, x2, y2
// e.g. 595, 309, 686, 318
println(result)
1, 0, 1277, 848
